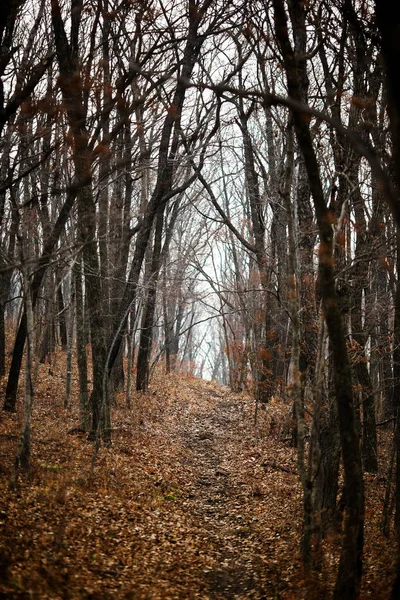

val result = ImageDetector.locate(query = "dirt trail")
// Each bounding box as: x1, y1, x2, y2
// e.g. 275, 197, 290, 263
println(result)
0, 374, 396, 599
179, 386, 268, 599
0, 374, 303, 600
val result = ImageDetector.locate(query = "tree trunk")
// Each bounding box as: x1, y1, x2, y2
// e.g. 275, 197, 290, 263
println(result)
3, 185, 77, 411
14, 265, 35, 475
137, 206, 164, 391
108, 5, 208, 376
110, 344, 125, 395
51, 1, 109, 441
0, 301, 5, 378
320, 367, 341, 533
4, 314, 27, 411
75, 258, 89, 431
57, 284, 68, 351
373, 6, 400, 592
65, 285, 74, 409
273, 2, 364, 596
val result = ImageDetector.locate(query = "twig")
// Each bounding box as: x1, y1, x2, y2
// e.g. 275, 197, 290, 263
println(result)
261, 460, 297, 475
377, 417, 396, 427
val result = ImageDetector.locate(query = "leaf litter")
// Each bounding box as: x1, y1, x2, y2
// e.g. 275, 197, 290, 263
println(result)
0, 364, 396, 599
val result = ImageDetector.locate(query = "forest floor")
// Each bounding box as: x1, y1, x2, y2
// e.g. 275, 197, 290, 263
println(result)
0, 360, 397, 599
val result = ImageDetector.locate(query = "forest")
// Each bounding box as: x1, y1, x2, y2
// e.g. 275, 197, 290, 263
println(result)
1, 0, 400, 598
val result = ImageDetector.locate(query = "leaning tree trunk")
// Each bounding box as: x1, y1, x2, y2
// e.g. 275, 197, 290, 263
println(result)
107, 6, 208, 377
350, 198, 378, 472
3, 186, 77, 411
136, 206, 165, 391
273, 2, 364, 597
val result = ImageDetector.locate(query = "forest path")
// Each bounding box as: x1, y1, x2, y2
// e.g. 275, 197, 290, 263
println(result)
0, 372, 396, 600
180, 385, 265, 598
0, 373, 306, 600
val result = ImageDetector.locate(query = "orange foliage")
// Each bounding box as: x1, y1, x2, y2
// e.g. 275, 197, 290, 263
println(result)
258, 347, 272, 362
92, 143, 111, 156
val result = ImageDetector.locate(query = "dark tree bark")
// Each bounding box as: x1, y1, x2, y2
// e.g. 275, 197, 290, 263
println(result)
273, 1, 364, 596
391, 238, 400, 597
0, 0, 52, 136
3, 185, 77, 411
137, 193, 182, 389
286, 0, 317, 449
136, 206, 165, 391
107, 1, 211, 376
74, 257, 89, 431
0, 302, 5, 378
0, 1, 54, 409
57, 285, 68, 351
51, 0, 110, 440
374, 4, 400, 593
316, 359, 341, 536
237, 91, 275, 402
348, 172, 379, 474
0, 200, 17, 378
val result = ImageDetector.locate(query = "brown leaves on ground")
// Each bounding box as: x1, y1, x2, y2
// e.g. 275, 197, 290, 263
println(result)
0, 362, 396, 599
